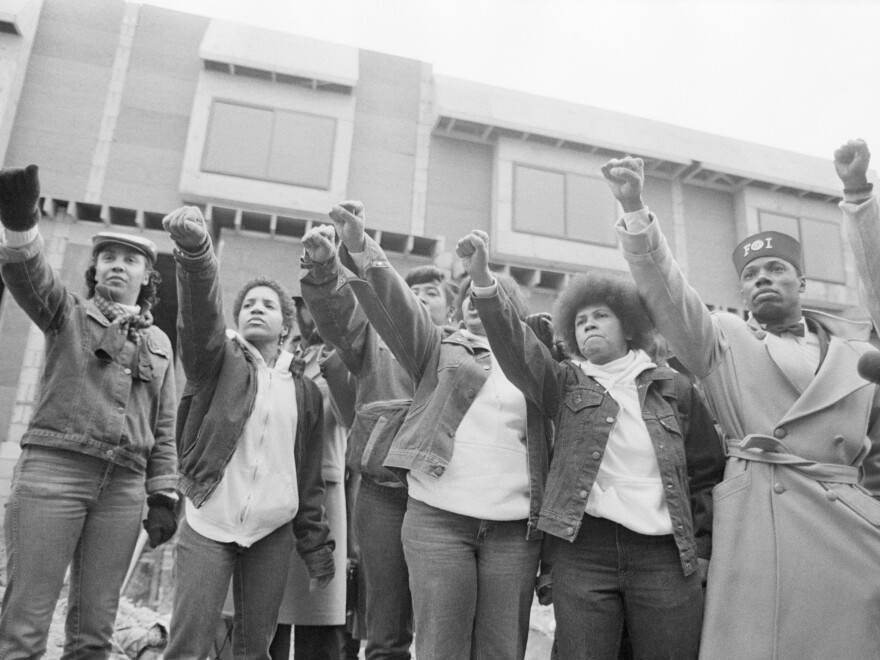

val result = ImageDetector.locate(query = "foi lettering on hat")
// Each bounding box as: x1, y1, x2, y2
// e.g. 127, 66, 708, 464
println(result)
91, 232, 158, 266
731, 231, 802, 277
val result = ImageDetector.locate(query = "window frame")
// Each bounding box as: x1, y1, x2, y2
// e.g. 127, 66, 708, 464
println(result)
200, 99, 338, 190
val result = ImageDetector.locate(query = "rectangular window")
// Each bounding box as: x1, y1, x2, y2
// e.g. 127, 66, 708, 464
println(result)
758, 210, 845, 283
513, 165, 616, 246
202, 101, 336, 189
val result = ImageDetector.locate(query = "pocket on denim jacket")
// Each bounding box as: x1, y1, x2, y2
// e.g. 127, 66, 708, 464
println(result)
351, 399, 411, 483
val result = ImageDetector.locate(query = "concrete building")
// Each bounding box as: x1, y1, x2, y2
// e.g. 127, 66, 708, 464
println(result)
0, 0, 870, 499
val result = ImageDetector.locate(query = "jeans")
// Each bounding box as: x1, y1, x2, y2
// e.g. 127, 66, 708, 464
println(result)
401, 497, 541, 660
0, 446, 145, 660
353, 478, 413, 660
165, 518, 294, 660
552, 515, 703, 660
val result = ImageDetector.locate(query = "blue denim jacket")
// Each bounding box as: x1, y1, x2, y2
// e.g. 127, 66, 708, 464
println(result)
337, 238, 552, 541
473, 288, 725, 575
0, 234, 177, 493
300, 253, 415, 487
173, 241, 334, 577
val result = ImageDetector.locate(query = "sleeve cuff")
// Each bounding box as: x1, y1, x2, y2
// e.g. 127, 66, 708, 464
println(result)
1, 226, 39, 248
621, 206, 653, 232
470, 279, 498, 297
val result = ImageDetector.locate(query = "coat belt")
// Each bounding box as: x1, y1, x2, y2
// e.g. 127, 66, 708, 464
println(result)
727, 434, 861, 485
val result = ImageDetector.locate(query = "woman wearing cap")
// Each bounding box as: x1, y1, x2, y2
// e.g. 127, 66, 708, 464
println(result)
310, 202, 551, 660
0, 165, 178, 658
458, 230, 725, 660
161, 206, 334, 660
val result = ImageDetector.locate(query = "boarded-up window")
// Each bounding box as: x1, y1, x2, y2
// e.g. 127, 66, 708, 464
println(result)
513, 165, 616, 246
202, 101, 336, 189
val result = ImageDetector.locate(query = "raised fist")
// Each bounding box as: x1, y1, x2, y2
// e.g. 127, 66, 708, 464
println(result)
0, 164, 41, 232
834, 139, 871, 191
328, 201, 366, 253
162, 205, 208, 251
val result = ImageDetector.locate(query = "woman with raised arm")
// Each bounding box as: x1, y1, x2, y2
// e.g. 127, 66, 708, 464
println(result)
459, 230, 725, 660
302, 203, 551, 660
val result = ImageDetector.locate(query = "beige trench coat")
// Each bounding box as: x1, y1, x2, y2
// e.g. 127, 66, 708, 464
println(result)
616, 211, 880, 660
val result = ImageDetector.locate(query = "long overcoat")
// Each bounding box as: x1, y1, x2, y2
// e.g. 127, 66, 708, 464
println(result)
617, 211, 880, 660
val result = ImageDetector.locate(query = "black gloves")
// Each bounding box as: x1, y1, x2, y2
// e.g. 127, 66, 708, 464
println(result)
143, 492, 178, 548
0, 164, 41, 231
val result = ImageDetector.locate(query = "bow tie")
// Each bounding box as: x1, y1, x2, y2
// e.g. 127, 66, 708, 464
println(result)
766, 322, 805, 338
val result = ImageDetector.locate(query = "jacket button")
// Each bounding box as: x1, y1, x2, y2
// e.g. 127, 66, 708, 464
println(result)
773, 428, 786, 439
467, 390, 476, 397
117, 406, 124, 413
773, 482, 785, 494
105, 449, 113, 457
579, 490, 588, 499
591, 451, 601, 460
666, 483, 674, 489
566, 527, 575, 536
124, 368, 131, 375
833, 435, 845, 444
605, 416, 614, 424
826, 490, 839, 501
434, 466, 445, 476
574, 395, 582, 403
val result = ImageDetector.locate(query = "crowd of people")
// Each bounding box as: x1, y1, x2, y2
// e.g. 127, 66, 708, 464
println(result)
0, 137, 877, 660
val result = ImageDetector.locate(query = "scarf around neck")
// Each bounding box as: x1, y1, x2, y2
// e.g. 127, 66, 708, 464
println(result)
92, 285, 155, 381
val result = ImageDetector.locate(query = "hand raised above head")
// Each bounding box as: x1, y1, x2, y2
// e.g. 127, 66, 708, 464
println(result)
455, 230, 493, 287
600, 156, 645, 213
0, 164, 41, 232
162, 205, 208, 251
328, 200, 366, 253
302, 224, 337, 264
834, 139, 871, 191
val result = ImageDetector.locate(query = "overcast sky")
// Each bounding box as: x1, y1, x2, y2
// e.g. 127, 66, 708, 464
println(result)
143, 0, 880, 164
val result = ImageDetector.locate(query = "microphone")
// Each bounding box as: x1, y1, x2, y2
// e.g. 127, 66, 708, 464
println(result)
857, 350, 880, 385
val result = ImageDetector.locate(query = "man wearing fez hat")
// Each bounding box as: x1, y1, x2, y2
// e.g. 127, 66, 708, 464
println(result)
0, 165, 178, 658
601, 155, 880, 660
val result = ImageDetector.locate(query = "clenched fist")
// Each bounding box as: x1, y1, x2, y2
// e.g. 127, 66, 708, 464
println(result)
162, 206, 209, 251
0, 164, 41, 232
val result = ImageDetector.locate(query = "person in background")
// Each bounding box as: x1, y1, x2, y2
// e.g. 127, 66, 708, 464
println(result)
0, 164, 178, 659
268, 297, 351, 660
161, 206, 334, 660
308, 203, 551, 660
459, 230, 724, 660
604, 155, 880, 660
299, 225, 457, 660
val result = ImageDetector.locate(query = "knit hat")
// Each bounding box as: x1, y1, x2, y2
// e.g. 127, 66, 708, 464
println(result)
92, 232, 158, 266
732, 231, 802, 277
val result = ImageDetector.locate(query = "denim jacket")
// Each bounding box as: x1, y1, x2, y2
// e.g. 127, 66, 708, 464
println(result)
0, 234, 177, 493
473, 287, 725, 575
173, 241, 334, 577
300, 253, 415, 487
337, 238, 552, 541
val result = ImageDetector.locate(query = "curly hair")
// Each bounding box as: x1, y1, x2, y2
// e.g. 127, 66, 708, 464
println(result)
553, 271, 655, 360
232, 277, 296, 335
454, 273, 529, 324
85, 264, 161, 310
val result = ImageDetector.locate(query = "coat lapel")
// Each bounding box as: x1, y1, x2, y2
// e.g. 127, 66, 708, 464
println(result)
778, 336, 872, 424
